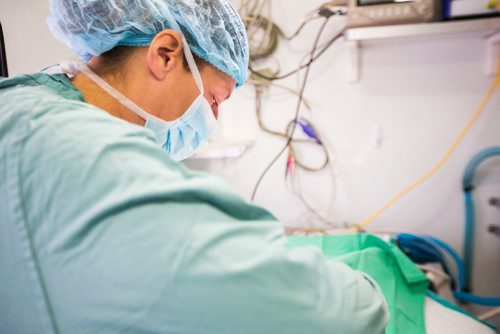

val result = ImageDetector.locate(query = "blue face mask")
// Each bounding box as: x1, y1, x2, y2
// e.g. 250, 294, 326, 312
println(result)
61, 35, 217, 162
143, 94, 217, 161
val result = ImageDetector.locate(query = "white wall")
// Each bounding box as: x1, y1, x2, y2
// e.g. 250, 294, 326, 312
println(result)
0, 0, 72, 75
1, 0, 499, 324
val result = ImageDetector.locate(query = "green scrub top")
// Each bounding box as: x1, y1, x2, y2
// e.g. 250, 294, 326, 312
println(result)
0, 73, 389, 333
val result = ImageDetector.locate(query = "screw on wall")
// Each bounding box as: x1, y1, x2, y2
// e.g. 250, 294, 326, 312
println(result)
489, 197, 500, 208
488, 225, 500, 237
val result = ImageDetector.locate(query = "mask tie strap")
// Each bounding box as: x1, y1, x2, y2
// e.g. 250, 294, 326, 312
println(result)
163, 8, 205, 95
60, 59, 170, 125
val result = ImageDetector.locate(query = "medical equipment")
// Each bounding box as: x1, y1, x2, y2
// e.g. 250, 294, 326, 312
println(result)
347, 0, 441, 28
0, 22, 8, 77
443, 0, 500, 20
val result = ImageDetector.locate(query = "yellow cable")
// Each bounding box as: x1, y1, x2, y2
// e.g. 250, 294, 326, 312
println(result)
353, 65, 500, 232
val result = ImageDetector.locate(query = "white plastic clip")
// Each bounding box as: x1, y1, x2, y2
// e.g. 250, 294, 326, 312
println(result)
485, 32, 500, 77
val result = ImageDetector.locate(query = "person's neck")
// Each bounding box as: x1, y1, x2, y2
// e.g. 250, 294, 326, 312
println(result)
71, 72, 145, 126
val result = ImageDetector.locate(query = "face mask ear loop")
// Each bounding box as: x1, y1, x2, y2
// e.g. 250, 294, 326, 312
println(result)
163, 8, 205, 95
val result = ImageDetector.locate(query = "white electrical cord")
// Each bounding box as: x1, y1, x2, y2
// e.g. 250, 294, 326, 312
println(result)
478, 307, 500, 321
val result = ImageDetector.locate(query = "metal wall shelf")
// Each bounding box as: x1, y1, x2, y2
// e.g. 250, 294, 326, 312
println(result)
343, 17, 500, 82
345, 17, 500, 41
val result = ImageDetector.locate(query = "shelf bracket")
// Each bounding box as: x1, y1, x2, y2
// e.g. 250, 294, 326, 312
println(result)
347, 40, 361, 83
485, 32, 500, 77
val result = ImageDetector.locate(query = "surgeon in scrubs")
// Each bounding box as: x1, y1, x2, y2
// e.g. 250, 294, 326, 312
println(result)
0, 0, 389, 333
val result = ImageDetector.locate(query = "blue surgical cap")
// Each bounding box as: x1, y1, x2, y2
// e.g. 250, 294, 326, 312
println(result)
47, 0, 249, 87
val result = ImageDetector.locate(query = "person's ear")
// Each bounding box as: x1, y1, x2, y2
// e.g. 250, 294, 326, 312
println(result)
146, 29, 184, 80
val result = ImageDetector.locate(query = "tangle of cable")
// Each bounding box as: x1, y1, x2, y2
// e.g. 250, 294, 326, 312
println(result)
251, 16, 332, 201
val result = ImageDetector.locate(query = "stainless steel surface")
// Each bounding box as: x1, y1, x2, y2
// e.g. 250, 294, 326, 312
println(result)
345, 17, 500, 41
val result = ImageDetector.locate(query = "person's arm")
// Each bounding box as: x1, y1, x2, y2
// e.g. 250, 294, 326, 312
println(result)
169, 219, 389, 333
20, 97, 389, 333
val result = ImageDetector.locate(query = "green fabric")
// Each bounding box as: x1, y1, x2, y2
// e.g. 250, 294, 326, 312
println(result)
288, 233, 429, 334
0, 73, 389, 333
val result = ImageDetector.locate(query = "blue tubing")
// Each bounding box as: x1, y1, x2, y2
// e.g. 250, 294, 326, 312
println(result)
454, 291, 500, 307
428, 236, 466, 290
395, 233, 500, 307
462, 147, 500, 291
463, 191, 475, 291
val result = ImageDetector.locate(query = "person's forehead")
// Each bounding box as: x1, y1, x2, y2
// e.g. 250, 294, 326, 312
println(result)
206, 65, 236, 91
